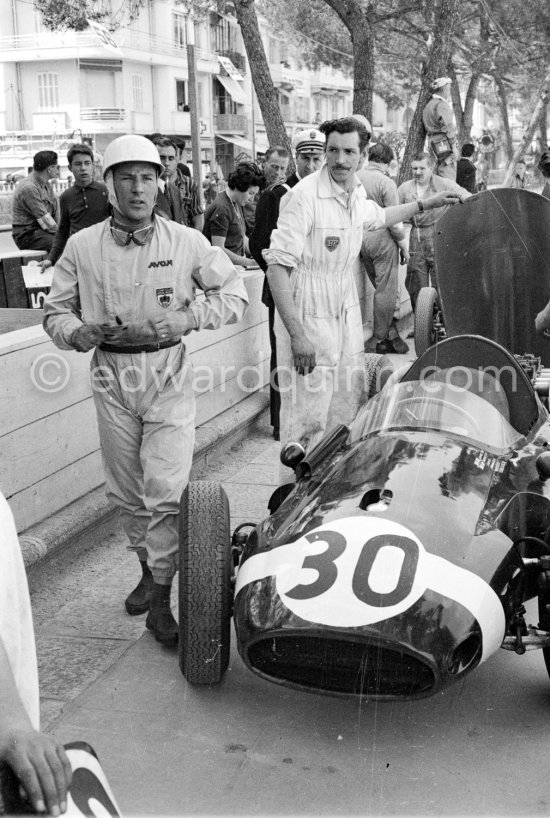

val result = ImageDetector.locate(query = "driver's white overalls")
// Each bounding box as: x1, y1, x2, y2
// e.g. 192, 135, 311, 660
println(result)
264, 165, 386, 458
44, 217, 248, 581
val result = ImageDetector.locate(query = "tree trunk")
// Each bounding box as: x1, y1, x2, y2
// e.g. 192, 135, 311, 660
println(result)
398, 0, 461, 184
503, 69, 550, 186
232, 0, 293, 163
537, 104, 548, 153
453, 72, 480, 145
493, 75, 513, 161
322, 0, 375, 121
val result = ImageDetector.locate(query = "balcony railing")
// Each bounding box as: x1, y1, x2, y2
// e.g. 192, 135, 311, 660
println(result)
80, 107, 126, 121
214, 113, 247, 132
0, 30, 218, 63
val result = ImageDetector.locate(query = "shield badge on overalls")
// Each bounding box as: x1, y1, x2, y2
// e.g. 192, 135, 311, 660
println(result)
156, 287, 173, 307
325, 236, 340, 252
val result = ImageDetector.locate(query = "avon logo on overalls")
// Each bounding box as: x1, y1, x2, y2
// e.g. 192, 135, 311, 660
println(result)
156, 287, 174, 307
148, 259, 173, 268
325, 236, 340, 252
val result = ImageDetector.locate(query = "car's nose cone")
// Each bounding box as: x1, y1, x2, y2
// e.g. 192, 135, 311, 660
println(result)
234, 516, 505, 699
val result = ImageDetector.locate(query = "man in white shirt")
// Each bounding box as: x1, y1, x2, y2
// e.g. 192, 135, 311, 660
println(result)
422, 77, 458, 180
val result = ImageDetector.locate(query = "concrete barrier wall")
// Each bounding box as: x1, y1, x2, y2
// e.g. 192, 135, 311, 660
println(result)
0, 269, 269, 533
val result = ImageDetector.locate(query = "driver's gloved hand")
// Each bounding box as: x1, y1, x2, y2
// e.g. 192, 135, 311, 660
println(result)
70, 324, 106, 352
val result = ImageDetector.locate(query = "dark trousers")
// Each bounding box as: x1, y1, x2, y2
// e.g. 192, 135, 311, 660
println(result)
268, 302, 280, 433
12, 227, 54, 252
405, 225, 436, 310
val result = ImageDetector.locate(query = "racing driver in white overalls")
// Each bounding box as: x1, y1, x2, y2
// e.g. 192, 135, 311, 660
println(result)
43, 135, 248, 647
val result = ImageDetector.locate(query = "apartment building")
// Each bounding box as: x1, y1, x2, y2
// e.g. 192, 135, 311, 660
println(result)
0, 1, 409, 182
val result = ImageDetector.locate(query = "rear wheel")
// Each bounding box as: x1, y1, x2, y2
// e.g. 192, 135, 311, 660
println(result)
179, 481, 232, 685
415, 286, 439, 357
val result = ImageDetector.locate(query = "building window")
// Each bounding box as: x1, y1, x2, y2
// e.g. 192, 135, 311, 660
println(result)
194, 21, 204, 49
173, 12, 187, 48
79, 60, 121, 110
210, 14, 236, 53
331, 96, 340, 118
213, 77, 236, 116
295, 96, 310, 123
176, 80, 189, 111
268, 37, 279, 64
312, 94, 323, 123
37, 72, 59, 109
132, 74, 143, 112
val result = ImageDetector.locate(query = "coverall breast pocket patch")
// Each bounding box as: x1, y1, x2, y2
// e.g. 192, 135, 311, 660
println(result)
325, 236, 340, 252
156, 287, 173, 307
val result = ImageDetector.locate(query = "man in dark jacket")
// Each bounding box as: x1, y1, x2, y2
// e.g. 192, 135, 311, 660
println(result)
456, 143, 477, 194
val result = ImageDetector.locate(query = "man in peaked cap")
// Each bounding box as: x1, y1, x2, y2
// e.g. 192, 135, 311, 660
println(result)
422, 76, 458, 180
249, 127, 325, 440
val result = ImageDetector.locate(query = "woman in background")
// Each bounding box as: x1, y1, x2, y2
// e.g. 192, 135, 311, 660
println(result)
203, 164, 263, 268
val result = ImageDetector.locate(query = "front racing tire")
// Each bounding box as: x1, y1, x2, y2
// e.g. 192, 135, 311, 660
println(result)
538, 593, 550, 679
179, 481, 232, 685
364, 352, 395, 400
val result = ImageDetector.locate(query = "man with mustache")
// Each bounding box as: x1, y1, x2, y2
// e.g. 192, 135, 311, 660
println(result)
264, 117, 465, 467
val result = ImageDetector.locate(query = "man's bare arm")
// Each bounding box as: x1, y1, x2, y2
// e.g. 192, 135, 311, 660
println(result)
384, 189, 468, 227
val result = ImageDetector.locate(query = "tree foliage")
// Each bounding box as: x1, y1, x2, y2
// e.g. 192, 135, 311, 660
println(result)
34, 0, 214, 31
33, 0, 550, 172
34, 0, 110, 30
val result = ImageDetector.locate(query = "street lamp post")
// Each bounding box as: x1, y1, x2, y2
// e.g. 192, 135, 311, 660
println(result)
186, 16, 202, 188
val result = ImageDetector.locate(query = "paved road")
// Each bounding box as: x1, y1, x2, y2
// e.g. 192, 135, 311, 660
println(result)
28, 405, 550, 817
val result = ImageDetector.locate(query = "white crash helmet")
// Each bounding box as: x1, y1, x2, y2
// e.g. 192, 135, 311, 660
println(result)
102, 134, 163, 178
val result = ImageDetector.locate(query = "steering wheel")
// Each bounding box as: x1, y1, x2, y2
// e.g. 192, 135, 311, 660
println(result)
395, 397, 482, 437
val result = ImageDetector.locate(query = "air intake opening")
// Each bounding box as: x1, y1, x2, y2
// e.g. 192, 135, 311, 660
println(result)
248, 636, 435, 698
448, 633, 482, 676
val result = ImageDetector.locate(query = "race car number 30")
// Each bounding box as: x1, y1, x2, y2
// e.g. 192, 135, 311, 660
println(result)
236, 518, 429, 627
235, 517, 505, 644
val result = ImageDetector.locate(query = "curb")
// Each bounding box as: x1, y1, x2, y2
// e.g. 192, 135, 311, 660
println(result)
22, 391, 270, 574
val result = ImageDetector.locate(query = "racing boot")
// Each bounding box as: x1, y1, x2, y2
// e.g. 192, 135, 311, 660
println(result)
364, 336, 379, 353
125, 560, 153, 616
146, 583, 178, 647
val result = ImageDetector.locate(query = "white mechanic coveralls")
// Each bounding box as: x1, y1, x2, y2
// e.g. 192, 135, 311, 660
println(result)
263, 164, 386, 455
0, 493, 39, 733
43, 217, 248, 582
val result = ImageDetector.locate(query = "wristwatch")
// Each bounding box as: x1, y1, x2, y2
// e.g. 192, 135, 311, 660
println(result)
417, 200, 425, 213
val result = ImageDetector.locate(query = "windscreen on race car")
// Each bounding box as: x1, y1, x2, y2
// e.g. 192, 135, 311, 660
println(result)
351, 373, 524, 453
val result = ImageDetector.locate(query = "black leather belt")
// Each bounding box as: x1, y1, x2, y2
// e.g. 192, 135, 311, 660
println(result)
99, 339, 180, 354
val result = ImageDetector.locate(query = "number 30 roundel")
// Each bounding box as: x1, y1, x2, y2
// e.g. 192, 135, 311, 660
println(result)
235, 516, 505, 648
